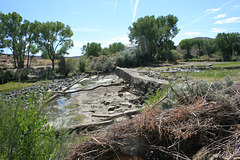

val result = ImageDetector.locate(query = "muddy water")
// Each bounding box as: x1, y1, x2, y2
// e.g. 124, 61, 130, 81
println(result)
47, 74, 140, 128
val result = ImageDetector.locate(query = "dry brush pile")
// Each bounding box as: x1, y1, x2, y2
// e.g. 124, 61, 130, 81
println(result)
67, 76, 240, 160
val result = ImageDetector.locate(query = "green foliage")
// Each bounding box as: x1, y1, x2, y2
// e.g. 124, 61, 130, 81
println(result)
109, 42, 124, 53
167, 50, 183, 63
89, 56, 115, 72
216, 32, 240, 61
145, 76, 235, 109
37, 21, 74, 70
202, 39, 216, 57
129, 15, 179, 61
0, 69, 29, 84
85, 42, 101, 57
78, 57, 87, 72
179, 39, 194, 59
0, 92, 56, 159
43, 68, 56, 80
58, 57, 74, 77
0, 12, 41, 69
0, 12, 72, 69
116, 48, 140, 67
100, 47, 111, 55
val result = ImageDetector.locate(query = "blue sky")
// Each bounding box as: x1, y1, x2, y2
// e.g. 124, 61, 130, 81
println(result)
1, 0, 240, 57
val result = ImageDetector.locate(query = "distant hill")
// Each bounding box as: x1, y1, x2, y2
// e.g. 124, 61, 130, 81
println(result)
176, 37, 214, 55
192, 37, 214, 40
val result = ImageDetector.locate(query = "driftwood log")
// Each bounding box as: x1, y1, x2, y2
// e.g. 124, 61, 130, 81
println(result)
92, 109, 140, 120
54, 82, 123, 95
47, 74, 88, 102
65, 120, 114, 134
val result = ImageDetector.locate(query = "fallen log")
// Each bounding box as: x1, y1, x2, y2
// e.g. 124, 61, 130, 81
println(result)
92, 109, 140, 120
55, 82, 123, 95
66, 120, 114, 134
47, 74, 88, 102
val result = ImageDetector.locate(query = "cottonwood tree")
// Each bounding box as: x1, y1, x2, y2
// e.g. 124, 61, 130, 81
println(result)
216, 32, 240, 61
129, 15, 179, 61
0, 12, 24, 68
0, 12, 41, 68
192, 39, 204, 57
202, 39, 216, 57
37, 21, 73, 70
24, 20, 41, 68
179, 39, 194, 59
0, 16, 6, 54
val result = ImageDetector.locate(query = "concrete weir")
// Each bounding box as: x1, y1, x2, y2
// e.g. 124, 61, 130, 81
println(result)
115, 67, 169, 93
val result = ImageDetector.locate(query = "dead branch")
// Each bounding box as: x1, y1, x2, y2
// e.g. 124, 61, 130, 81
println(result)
147, 93, 168, 110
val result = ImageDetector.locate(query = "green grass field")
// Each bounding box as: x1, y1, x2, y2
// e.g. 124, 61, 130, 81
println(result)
0, 82, 37, 93
195, 61, 240, 69
160, 69, 240, 81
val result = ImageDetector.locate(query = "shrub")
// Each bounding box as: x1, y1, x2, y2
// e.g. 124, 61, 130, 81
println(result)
116, 48, 141, 67
0, 92, 56, 159
94, 56, 114, 73
104, 58, 114, 72
20, 69, 29, 81
145, 76, 235, 109
78, 57, 86, 72
167, 50, 184, 63
58, 57, 74, 77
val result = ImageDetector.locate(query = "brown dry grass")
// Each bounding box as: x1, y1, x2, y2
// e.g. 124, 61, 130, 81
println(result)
0, 54, 59, 69
67, 96, 240, 160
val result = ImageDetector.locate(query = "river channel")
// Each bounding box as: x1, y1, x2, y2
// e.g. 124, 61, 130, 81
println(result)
46, 74, 141, 128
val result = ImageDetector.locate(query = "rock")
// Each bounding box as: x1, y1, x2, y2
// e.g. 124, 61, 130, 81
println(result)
108, 106, 116, 112
118, 93, 123, 97
104, 101, 110, 105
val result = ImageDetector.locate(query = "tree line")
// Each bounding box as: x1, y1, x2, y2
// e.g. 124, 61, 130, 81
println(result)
128, 15, 240, 62
0, 12, 74, 70
1, 11, 239, 72
179, 33, 240, 61
81, 42, 125, 57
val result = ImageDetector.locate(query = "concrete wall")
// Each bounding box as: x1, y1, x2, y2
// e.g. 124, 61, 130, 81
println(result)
115, 67, 168, 93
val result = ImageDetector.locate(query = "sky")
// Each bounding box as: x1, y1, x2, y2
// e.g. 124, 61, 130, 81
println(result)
1, 0, 240, 57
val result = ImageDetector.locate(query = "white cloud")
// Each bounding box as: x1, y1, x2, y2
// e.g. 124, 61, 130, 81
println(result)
213, 14, 226, 19
211, 28, 226, 32
233, 4, 240, 9
73, 41, 85, 48
205, 8, 220, 13
186, 0, 234, 27
215, 17, 240, 24
184, 32, 201, 36
113, 0, 118, 14
172, 38, 180, 45
132, 0, 139, 23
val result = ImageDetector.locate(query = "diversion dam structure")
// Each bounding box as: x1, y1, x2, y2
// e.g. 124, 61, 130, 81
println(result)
115, 67, 169, 93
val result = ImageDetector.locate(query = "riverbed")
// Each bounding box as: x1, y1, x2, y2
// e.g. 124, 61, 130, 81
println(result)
47, 74, 142, 128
